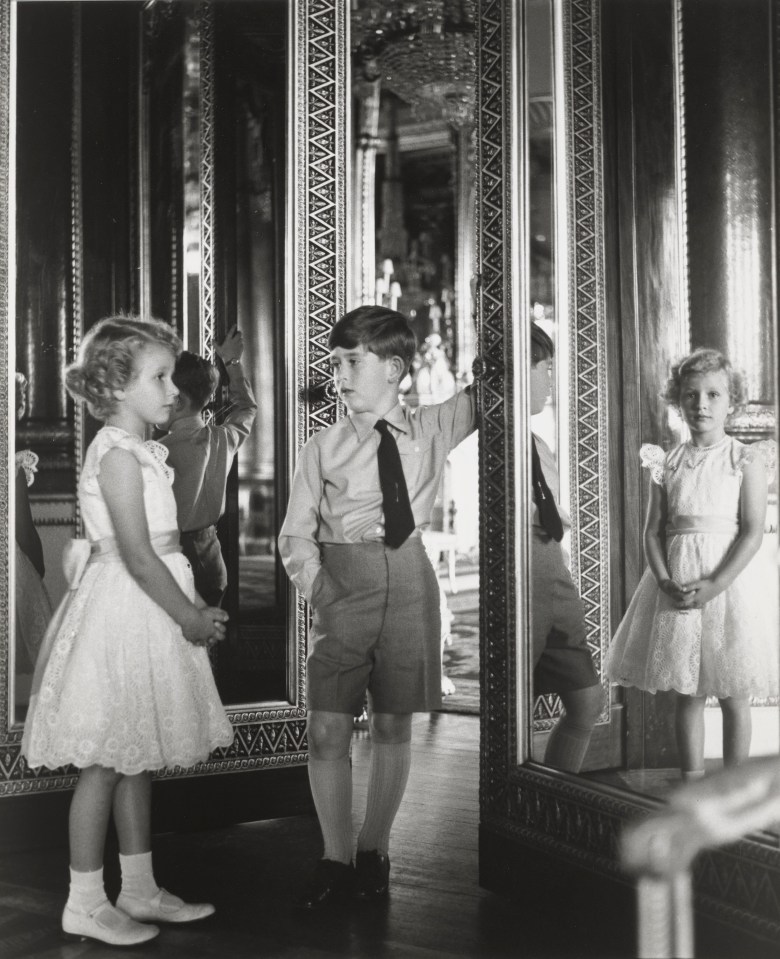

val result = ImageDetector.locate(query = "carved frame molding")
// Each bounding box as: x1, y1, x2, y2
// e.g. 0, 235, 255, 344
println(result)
477, 0, 780, 942
0, 0, 347, 794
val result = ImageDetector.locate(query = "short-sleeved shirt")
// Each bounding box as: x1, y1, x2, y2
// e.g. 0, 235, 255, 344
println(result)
279, 387, 477, 602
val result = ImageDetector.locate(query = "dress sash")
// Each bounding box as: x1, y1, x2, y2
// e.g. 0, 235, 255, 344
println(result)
666, 515, 738, 536
64, 530, 182, 589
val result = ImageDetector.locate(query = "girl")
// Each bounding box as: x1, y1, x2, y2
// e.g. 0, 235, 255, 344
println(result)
22, 316, 234, 946
607, 348, 778, 780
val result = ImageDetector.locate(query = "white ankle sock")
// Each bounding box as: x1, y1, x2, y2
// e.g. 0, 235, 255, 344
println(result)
357, 740, 411, 856
67, 866, 108, 915
308, 756, 353, 864
118, 851, 159, 900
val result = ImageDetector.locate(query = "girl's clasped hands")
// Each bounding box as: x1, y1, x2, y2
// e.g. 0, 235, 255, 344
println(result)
659, 577, 720, 611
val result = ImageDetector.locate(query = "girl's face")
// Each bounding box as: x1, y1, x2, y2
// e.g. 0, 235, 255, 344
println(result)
679, 369, 732, 445
110, 343, 179, 435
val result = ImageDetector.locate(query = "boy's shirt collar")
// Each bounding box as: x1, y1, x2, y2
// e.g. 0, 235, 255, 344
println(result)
166, 412, 206, 434
349, 402, 408, 441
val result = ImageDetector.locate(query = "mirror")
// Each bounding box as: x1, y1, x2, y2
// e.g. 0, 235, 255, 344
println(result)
3, 0, 355, 792
7, 0, 297, 738
479, 1, 780, 939
350, 0, 480, 712
524, 0, 779, 799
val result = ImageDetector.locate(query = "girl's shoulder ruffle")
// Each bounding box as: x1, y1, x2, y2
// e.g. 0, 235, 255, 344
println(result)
15, 449, 39, 487
83, 428, 173, 488
736, 438, 777, 481
639, 443, 667, 485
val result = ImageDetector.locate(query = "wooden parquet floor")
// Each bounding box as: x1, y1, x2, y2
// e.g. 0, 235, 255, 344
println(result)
0, 712, 627, 959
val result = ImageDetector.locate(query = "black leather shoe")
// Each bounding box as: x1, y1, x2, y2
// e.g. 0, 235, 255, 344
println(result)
354, 850, 390, 900
293, 859, 355, 910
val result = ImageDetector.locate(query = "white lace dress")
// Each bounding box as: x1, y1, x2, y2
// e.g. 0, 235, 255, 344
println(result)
22, 426, 234, 774
606, 436, 779, 698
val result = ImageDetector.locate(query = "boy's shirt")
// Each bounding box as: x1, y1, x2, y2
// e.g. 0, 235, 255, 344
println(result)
279, 386, 476, 603
531, 431, 572, 531
160, 366, 257, 533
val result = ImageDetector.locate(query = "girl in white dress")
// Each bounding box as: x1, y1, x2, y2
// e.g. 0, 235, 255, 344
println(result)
22, 316, 234, 947
607, 348, 778, 780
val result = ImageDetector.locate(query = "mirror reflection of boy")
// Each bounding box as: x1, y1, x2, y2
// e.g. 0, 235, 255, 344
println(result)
159, 324, 257, 607
279, 306, 477, 910
530, 323, 603, 771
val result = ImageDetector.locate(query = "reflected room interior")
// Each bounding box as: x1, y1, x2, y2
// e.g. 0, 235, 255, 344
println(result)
351, 0, 481, 711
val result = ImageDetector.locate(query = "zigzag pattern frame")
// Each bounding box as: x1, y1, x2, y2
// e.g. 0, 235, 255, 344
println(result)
478, 0, 780, 942
0, 0, 347, 795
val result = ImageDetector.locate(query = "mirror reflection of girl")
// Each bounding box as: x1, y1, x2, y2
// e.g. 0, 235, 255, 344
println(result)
21, 316, 234, 947
14, 373, 53, 703
607, 349, 778, 780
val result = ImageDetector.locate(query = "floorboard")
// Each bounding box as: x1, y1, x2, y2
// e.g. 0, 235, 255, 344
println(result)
0, 712, 625, 958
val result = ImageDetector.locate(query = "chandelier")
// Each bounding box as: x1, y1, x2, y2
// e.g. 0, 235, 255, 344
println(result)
353, 1, 476, 129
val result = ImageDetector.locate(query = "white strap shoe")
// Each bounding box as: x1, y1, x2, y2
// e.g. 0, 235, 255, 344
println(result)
62, 901, 160, 946
116, 887, 215, 923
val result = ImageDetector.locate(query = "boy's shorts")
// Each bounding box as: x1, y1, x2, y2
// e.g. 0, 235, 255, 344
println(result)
307, 537, 442, 714
532, 529, 600, 695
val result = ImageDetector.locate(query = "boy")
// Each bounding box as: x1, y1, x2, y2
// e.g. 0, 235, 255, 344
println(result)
529, 323, 603, 771
279, 305, 476, 909
160, 324, 257, 606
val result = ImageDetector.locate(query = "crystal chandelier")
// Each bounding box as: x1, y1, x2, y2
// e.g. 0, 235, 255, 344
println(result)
353, 0, 476, 128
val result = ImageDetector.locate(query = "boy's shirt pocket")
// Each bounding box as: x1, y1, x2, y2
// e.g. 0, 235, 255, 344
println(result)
397, 436, 437, 494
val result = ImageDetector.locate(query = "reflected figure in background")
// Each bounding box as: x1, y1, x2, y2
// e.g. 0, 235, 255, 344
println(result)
159, 324, 257, 607
529, 325, 603, 772
14, 372, 53, 703
607, 349, 778, 780
280, 306, 476, 909
22, 316, 233, 947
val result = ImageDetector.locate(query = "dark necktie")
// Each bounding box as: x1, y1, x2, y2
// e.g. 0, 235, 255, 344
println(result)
374, 419, 416, 549
532, 435, 563, 542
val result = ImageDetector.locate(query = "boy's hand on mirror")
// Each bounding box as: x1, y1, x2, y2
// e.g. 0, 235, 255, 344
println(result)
215, 323, 243, 364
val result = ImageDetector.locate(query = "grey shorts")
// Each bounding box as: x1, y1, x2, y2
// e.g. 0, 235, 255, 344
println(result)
307, 537, 442, 715
532, 529, 600, 695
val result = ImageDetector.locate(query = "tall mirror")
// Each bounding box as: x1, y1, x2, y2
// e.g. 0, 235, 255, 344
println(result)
3, 0, 329, 790
351, 0, 480, 713
478, 0, 780, 940
522, 0, 779, 793
11, 0, 289, 727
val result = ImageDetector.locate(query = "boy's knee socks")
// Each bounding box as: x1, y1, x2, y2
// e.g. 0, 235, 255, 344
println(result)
543, 717, 593, 774
357, 740, 412, 856
308, 755, 354, 864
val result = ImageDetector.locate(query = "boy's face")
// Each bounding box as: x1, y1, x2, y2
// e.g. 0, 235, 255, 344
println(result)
530, 356, 553, 416
330, 344, 401, 416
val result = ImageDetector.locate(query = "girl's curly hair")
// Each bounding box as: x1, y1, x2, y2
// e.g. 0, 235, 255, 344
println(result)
662, 347, 747, 409
65, 315, 181, 421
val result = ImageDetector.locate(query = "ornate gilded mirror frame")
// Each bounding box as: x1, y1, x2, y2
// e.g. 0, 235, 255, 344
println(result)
0, 0, 348, 794
477, 0, 780, 940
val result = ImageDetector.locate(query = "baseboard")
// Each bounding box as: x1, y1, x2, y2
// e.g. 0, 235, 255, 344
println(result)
0, 765, 313, 854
